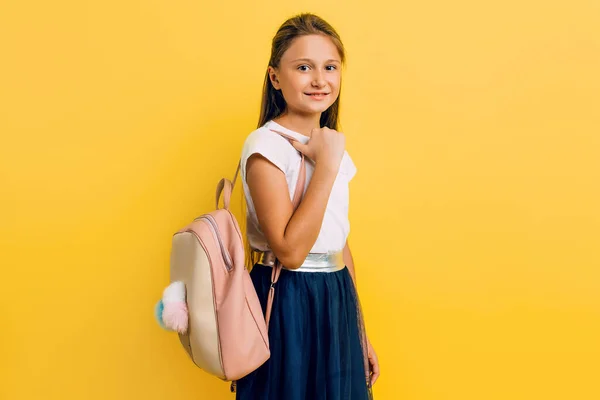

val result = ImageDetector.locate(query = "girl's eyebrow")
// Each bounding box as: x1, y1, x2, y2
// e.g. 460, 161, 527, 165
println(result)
291, 58, 341, 64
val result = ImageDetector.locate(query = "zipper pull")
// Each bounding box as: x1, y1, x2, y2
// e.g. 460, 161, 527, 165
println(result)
230, 380, 237, 393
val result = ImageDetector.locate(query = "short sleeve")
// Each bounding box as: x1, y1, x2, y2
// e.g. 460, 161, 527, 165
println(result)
241, 129, 291, 180
343, 151, 357, 181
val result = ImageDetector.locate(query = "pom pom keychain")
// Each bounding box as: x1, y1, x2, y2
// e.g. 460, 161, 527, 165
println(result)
155, 281, 188, 334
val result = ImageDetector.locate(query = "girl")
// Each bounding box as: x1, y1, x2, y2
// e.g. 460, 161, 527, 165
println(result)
237, 13, 380, 399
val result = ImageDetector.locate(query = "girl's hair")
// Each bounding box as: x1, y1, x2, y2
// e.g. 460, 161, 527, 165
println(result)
257, 13, 346, 131
244, 14, 346, 271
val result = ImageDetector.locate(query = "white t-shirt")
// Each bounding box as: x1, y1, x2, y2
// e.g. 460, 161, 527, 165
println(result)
240, 120, 357, 254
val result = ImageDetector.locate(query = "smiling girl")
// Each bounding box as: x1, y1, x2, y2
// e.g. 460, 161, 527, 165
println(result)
237, 13, 379, 399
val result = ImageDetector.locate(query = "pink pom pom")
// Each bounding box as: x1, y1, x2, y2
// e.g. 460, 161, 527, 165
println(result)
162, 301, 188, 333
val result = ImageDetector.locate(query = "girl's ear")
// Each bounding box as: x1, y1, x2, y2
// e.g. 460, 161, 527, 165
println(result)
268, 66, 281, 90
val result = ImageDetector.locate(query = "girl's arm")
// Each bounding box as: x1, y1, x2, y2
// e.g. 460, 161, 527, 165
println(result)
246, 154, 339, 270
343, 239, 381, 386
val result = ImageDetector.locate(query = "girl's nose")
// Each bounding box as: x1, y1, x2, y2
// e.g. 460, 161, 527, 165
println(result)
312, 70, 326, 87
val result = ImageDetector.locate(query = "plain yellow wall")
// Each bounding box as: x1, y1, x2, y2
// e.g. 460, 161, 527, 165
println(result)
1, 0, 599, 399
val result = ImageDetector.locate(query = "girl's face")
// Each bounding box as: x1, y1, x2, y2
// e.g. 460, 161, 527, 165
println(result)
269, 34, 342, 118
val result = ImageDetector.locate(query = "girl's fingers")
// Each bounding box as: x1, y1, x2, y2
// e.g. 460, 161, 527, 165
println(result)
291, 141, 311, 159
291, 140, 306, 154
292, 141, 317, 164
369, 352, 380, 386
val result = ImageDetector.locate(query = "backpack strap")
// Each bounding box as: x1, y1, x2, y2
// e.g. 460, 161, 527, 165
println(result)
215, 129, 307, 327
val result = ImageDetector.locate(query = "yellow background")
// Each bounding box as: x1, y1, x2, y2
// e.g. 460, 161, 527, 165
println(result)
1, 0, 599, 399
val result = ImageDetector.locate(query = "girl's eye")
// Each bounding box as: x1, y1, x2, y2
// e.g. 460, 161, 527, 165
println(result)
326, 65, 337, 71
297, 65, 310, 71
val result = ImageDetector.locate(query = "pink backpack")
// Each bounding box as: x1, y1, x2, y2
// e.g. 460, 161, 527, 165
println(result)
155, 130, 306, 392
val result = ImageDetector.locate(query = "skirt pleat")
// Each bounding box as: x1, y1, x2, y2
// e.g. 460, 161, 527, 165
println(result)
235, 263, 372, 400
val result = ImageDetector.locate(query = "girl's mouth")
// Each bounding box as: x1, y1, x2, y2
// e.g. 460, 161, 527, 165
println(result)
305, 92, 330, 100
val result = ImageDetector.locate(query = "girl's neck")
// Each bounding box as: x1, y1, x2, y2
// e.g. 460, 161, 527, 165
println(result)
273, 112, 321, 138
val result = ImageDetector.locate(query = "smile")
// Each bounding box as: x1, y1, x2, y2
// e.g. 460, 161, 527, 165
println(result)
305, 93, 330, 99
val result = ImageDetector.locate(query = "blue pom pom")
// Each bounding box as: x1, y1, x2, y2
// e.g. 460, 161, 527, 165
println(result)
154, 299, 169, 330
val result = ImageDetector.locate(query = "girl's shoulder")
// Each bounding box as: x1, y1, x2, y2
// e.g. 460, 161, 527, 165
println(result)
241, 122, 358, 181
241, 125, 298, 176
243, 124, 293, 149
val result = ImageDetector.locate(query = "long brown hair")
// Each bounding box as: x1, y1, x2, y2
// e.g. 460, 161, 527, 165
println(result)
244, 13, 347, 270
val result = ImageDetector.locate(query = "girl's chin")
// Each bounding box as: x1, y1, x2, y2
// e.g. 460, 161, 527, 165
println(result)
302, 103, 334, 114
287, 102, 334, 116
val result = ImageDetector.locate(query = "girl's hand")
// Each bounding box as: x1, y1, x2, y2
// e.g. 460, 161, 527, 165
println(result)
291, 127, 345, 172
367, 339, 380, 387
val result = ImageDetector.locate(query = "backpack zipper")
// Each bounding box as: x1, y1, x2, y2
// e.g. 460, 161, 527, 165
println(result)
195, 215, 234, 272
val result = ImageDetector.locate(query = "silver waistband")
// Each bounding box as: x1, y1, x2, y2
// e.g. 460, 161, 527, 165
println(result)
255, 250, 345, 273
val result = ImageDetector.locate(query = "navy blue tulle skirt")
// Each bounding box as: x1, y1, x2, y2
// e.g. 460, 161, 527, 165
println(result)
235, 263, 373, 400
